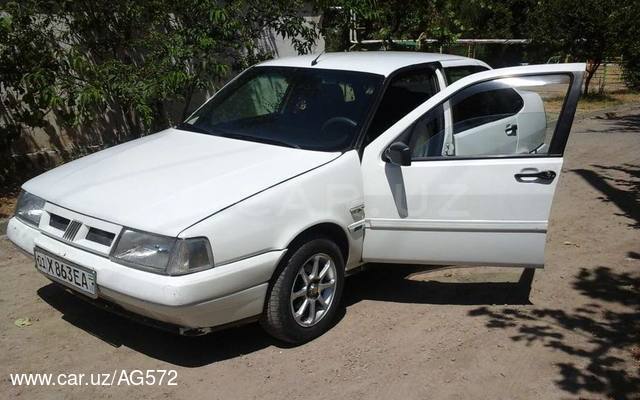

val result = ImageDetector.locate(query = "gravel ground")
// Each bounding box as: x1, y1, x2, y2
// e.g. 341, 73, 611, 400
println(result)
0, 106, 639, 400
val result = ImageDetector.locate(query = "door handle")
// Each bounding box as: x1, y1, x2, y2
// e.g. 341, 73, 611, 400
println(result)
505, 124, 518, 136
514, 170, 557, 183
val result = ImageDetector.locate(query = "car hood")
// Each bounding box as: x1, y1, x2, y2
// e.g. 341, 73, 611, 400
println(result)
24, 128, 340, 236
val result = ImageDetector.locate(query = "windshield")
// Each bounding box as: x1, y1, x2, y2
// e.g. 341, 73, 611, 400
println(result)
181, 66, 384, 152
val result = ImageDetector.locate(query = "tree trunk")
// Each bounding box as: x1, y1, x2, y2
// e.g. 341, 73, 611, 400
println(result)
182, 86, 195, 121
584, 59, 602, 95
181, 78, 199, 121
153, 100, 170, 131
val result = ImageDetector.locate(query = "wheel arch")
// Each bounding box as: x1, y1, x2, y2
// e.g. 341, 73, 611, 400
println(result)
284, 222, 350, 267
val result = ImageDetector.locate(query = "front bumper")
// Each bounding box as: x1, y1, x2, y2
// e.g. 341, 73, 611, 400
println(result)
7, 217, 285, 331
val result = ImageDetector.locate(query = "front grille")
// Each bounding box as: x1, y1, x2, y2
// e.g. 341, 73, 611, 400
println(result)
41, 205, 121, 255
86, 227, 115, 247
49, 214, 70, 231
63, 220, 82, 241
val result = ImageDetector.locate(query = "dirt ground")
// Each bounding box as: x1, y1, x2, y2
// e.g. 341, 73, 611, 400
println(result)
0, 106, 639, 400
0, 194, 18, 220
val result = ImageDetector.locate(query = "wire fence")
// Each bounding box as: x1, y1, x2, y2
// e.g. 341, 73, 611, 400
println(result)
592, 60, 626, 93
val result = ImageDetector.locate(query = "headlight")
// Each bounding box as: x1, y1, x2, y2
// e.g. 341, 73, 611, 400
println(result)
111, 229, 214, 275
111, 229, 176, 272
15, 190, 45, 227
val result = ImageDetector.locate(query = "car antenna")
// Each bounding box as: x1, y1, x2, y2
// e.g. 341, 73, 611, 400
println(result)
311, 51, 324, 66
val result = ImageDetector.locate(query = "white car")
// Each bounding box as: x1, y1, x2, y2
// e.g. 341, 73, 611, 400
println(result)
7, 52, 585, 343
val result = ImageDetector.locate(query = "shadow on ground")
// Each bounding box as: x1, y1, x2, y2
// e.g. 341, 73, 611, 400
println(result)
343, 265, 535, 306
573, 111, 640, 229
37, 283, 281, 368
468, 267, 640, 399
37, 266, 536, 367
573, 163, 640, 229
586, 112, 640, 133
468, 114, 640, 399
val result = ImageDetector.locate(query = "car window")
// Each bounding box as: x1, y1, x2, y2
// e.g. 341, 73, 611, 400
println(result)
451, 83, 524, 134
444, 65, 489, 84
365, 67, 439, 146
404, 104, 446, 159
184, 67, 383, 152
210, 72, 289, 124
403, 74, 572, 159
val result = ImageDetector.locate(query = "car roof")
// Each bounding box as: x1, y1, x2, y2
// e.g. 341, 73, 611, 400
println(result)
258, 51, 490, 77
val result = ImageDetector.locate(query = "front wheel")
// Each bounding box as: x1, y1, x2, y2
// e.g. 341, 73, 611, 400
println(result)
261, 238, 345, 344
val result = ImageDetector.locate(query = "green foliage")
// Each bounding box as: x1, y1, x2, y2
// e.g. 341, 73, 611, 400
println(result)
527, 0, 638, 94
617, 0, 640, 90
317, 0, 640, 93
3, 0, 640, 147
528, 0, 620, 60
0, 0, 317, 138
621, 54, 640, 91
316, 0, 465, 50
454, 0, 535, 39
317, 0, 538, 52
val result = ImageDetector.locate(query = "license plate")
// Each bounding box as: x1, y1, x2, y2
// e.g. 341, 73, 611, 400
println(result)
34, 248, 97, 298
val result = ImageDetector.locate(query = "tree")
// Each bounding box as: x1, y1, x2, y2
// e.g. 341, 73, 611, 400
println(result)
454, 0, 535, 39
316, 0, 464, 51
617, 0, 640, 90
527, 0, 628, 94
0, 0, 318, 140
316, 0, 538, 63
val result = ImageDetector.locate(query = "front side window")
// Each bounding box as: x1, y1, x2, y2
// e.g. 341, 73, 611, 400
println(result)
183, 67, 384, 152
404, 104, 446, 159
403, 74, 572, 159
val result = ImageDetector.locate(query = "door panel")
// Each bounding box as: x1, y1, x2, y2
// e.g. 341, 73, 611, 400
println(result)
361, 63, 585, 268
363, 157, 561, 266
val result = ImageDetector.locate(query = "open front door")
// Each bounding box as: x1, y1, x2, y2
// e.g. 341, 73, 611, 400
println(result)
361, 63, 585, 267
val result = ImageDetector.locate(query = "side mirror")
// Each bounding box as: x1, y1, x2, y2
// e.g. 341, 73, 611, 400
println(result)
384, 142, 412, 166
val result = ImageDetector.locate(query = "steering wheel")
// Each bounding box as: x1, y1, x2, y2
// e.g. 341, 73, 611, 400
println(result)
321, 116, 357, 133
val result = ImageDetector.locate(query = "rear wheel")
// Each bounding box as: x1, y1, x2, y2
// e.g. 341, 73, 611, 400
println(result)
261, 238, 345, 344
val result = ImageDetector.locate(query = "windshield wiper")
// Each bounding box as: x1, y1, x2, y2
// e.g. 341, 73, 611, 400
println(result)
232, 134, 301, 149
176, 123, 300, 149
212, 128, 301, 149
175, 122, 215, 136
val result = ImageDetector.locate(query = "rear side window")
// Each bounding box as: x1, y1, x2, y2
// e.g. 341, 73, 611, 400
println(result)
365, 68, 439, 146
451, 82, 524, 134
444, 65, 489, 84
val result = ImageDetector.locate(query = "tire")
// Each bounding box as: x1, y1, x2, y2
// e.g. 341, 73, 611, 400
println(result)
261, 237, 345, 344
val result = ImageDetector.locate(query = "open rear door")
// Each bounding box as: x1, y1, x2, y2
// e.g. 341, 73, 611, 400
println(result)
361, 63, 585, 267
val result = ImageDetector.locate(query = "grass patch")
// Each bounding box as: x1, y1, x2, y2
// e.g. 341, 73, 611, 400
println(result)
577, 90, 640, 113
544, 90, 640, 115
579, 92, 624, 110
